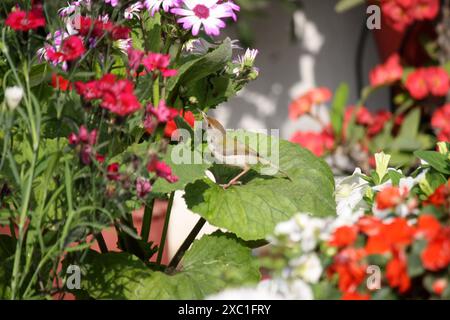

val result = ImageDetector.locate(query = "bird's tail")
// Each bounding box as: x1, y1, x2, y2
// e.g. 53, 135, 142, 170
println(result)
258, 157, 292, 181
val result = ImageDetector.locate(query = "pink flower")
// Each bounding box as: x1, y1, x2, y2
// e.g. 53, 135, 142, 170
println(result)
136, 177, 152, 198
142, 53, 177, 77
145, 0, 181, 16
432, 104, 450, 142
288, 87, 332, 120
147, 100, 179, 123
171, 0, 240, 36
290, 128, 335, 157
68, 126, 98, 165
127, 48, 145, 72
147, 157, 179, 183
369, 54, 403, 87
107, 163, 121, 181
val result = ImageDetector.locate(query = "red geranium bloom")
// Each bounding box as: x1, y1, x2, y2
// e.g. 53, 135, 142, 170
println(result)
365, 218, 414, 255
426, 67, 450, 97
5, 8, 45, 31
51, 74, 71, 91
290, 128, 335, 157
142, 53, 177, 78
425, 180, 450, 208
410, 0, 440, 20
60, 36, 85, 61
357, 216, 384, 236
405, 68, 429, 100
369, 54, 403, 87
421, 226, 450, 271
386, 250, 411, 293
381, 0, 414, 32
368, 110, 392, 136
329, 225, 359, 248
327, 248, 367, 293
375, 186, 403, 210
289, 87, 332, 120
431, 104, 450, 141
165, 110, 195, 138
416, 215, 442, 240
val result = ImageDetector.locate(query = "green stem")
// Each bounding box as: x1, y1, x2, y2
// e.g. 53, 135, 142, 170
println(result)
156, 192, 174, 265
140, 198, 155, 242
168, 217, 206, 270
153, 76, 160, 107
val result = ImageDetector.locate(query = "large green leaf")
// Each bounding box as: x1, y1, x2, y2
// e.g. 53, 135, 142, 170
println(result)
184, 133, 336, 240
415, 150, 450, 174
152, 140, 210, 194
80, 233, 260, 299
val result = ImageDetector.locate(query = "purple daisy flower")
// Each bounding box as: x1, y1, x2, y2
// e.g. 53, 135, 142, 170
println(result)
171, 0, 240, 36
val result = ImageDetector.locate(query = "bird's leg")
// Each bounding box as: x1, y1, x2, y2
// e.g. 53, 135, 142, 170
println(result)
222, 165, 250, 189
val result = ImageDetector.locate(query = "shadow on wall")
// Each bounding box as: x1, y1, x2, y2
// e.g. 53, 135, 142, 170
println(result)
214, 0, 390, 139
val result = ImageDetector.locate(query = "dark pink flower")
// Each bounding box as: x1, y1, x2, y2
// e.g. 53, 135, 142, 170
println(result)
147, 157, 179, 183
136, 177, 152, 198
142, 53, 177, 77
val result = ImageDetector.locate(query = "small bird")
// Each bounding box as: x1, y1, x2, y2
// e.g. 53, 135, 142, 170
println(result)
199, 110, 290, 189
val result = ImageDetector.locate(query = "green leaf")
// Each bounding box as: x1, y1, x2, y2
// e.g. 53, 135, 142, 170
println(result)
391, 109, 421, 151
184, 133, 336, 240
80, 234, 260, 299
335, 0, 365, 12
331, 83, 349, 137
415, 150, 450, 174
167, 38, 233, 103
152, 140, 210, 194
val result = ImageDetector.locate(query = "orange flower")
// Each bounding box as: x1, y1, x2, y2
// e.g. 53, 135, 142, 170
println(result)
365, 218, 414, 255
375, 186, 403, 210
386, 250, 411, 293
329, 225, 359, 248
288, 87, 332, 120
328, 248, 367, 293
421, 227, 450, 271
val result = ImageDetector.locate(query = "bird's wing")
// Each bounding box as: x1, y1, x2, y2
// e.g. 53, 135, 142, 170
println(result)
220, 134, 260, 157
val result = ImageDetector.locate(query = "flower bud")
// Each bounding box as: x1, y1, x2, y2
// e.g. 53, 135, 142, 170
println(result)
4, 86, 24, 110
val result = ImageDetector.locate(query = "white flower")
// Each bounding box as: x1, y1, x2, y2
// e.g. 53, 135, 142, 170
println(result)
290, 253, 323, 284
4, 86, 24, 111
272, 213, 327, 252
207, 279, 313, 300
235, 48, 258, 68
334, 168, 369, 220
374, 151, 391, 181
182, 38, 214, 56
124, 2, 144, 20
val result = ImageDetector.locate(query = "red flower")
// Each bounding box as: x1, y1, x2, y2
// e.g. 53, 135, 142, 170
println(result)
375, 186, 403, 210
341, 292, 371, 300
405, 68, 429, 100
329, 226, 359, 248
432, 104, 450, 142
425, 180, 450, 208
421, 226, 450, 271
365, 218, 414, 255
368, 111, 392, 137
327, 248, 367, 293
147, 100, 179, 123
165, 110, 195, 138
77, 16, 130, 40
416, 215, 442, 240
357, 216, 384, 236
76, 74, 141, 116
107, 163, 121, 181
147, 157, 179, 183
432, 279, 448, 296
426, 67, 450, 97
410, 0, 440, 20
142, 53, 177, 78
60, 36, 85, 61
386, 250, 411, 293
290, 128, 335, 157
5, 8, 45, 31
369, 54, 403, 87
51, 74, 71, 91
289, 87, 332, 120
